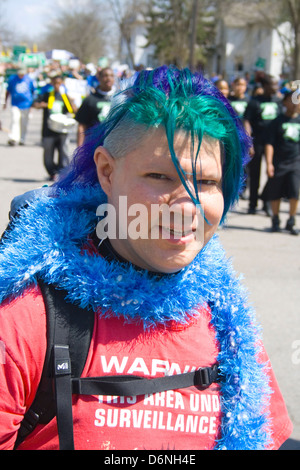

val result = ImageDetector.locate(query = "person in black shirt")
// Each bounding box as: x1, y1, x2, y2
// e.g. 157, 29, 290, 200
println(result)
34, 75, 76, 180
229, 77, 250, 199
75, 67, 116, 146
264, 91, 300, 235
244, 75, 282, 214
229, 77, 249, 119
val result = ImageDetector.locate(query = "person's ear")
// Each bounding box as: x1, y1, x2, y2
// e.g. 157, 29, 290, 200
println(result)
94, 146, 115, 197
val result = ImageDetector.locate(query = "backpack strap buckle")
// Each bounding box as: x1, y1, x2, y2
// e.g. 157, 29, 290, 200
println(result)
194, 364, 220, 387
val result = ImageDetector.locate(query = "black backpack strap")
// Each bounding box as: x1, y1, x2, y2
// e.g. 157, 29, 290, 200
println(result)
54, 363, 219, 451
72, 364, 220, 396
46, 356, 219, 452
53, 344, 74, 450
14, 280, 95, 449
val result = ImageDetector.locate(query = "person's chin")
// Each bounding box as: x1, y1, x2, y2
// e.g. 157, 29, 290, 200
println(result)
146, 245, 202, 274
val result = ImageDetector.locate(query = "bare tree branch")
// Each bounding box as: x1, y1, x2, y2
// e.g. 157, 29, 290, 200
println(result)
40, 1, 107, 63
107, 0, 148, 68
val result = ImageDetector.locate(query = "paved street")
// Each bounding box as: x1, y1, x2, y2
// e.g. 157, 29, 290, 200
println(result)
0, 106, 299, 449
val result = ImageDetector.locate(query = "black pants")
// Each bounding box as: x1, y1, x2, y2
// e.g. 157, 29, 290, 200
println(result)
43, 134, 69, 177
248, 141, 264, 210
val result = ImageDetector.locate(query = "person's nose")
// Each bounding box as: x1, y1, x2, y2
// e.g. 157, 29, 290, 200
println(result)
168, 186, 199, 228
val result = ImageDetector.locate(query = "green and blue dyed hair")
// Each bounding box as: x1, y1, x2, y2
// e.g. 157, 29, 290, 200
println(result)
55, 65, 251, 222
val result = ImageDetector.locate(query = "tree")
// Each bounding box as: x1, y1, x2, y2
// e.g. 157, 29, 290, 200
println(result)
145, 0, 216, 69
191, 1, 216, 70
41, 0, 107, 63
104, 0, 148, 69
281, 0, 300, 78
145, 0, 191, 68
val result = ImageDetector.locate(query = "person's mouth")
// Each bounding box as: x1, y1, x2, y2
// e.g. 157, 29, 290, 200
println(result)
159, 225, 196, 243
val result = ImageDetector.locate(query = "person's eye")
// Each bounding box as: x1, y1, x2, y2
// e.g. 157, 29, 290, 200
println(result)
147, 173, 169, 180
197, 179, 218, 186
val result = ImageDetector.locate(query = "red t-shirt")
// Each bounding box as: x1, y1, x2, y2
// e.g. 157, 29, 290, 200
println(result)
0, 285, 292, 450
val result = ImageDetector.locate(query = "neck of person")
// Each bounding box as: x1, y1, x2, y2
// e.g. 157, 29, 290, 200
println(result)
90, 232, 179, 277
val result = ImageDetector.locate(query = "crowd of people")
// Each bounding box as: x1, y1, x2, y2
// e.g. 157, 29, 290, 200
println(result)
214, 72, 300, 235
1, 60, 299, 235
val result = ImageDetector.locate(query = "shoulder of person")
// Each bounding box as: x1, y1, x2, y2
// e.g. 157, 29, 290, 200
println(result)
0, 284, 47, 399
79, 94, 94, 106
0, 285, 46, 353
0, 285, 47, 449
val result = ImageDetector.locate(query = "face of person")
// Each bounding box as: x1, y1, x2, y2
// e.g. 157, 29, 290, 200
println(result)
99, 68, 115, 92
216, 81, 229, 98
232, 79, 247, 97
94, 129, 224, 274
284, 94, 300, 115
264, 79, 278, 96
52, 78, 63, 92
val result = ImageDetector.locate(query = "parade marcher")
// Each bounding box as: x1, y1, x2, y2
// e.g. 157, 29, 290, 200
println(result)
75, 67, 116, 146
33, 74, 77, 181
229, 77, 249, 119
244, 75, 282, 214
3, 67, 36, 146
229, 77, 250, 199
265, 91, 300, 235
0, 66, 292, 451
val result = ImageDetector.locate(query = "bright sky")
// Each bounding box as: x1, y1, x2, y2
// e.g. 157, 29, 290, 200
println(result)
4, 0, 52, 37
4, 0, 95, 39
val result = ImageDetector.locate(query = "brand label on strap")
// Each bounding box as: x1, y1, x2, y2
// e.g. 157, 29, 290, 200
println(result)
56, 359, 71, 374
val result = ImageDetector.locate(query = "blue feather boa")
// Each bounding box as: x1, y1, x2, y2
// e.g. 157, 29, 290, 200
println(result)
0, 185, 272, 450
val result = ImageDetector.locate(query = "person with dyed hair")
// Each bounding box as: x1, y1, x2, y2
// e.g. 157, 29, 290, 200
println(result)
0, 66, 292, 450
